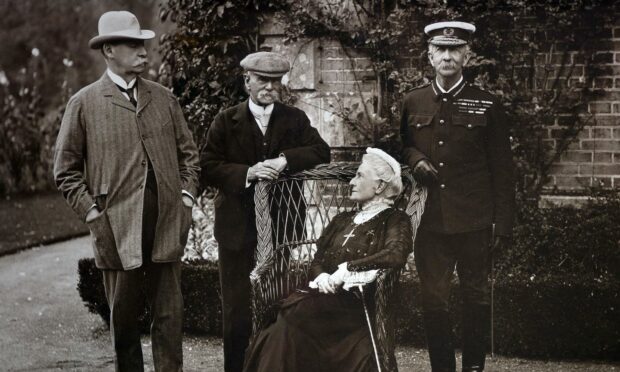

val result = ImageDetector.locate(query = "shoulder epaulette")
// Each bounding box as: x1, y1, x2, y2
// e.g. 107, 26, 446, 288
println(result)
468, 83, 492, 94
404, 81, 431, 95
467, 83, 497, 100
412, 82, 431, 91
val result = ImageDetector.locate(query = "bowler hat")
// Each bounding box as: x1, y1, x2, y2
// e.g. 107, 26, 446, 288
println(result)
425, 21, 476, 46
240, 52, 290, 78
89, 11, 155, 49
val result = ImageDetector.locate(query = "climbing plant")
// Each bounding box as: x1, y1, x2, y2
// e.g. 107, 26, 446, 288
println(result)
159, 0, 614, 199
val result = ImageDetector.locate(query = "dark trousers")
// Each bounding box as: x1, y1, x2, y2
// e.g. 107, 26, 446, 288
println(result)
102, 173, 183, 372
218, 243, 255, 372
414, 228, 491, 372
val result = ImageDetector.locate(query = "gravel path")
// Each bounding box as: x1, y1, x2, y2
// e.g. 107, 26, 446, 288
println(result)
0, 237, 616, 371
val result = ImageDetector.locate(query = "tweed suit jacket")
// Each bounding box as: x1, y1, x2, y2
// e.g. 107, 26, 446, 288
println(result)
201, 100, 330, 252
400, 80, 515, 236
54, 73, 200, 270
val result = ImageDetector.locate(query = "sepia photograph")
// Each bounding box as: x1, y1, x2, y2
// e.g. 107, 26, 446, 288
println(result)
0, 0, 618, 371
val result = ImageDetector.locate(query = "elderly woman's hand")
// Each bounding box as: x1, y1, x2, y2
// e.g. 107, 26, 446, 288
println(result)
310, 273, 337, 294
328, 262, 349, 288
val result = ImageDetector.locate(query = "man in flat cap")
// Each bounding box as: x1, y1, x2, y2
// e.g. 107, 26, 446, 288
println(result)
200, 51, 330, 372
400, 21, 514, 371
54, 10, 199, 371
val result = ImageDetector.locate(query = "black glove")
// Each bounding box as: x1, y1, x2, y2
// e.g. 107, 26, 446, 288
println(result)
413, 159, 439, 185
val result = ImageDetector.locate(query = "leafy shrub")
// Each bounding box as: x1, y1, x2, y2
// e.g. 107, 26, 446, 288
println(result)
159, 0, 615, 199
77, 258, 222, 335
77, 195, 620, 360
506, 195, 620, 282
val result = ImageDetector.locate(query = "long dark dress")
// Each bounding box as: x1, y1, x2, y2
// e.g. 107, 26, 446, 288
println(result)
243, 207, 413, 372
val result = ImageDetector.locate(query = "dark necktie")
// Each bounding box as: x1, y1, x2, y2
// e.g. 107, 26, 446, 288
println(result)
117, 85, 137, 107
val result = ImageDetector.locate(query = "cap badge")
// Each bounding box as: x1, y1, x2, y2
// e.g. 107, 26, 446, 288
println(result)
443, 28, 455, 36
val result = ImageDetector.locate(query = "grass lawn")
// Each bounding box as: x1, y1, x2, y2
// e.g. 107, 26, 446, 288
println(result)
0, 191, 88, 256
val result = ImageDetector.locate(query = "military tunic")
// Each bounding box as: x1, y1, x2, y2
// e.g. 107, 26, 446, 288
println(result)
400, 79, 515, 236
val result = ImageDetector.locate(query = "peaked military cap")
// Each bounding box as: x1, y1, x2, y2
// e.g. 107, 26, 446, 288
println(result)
424, 21, 476, 46
240, 51, 290, 78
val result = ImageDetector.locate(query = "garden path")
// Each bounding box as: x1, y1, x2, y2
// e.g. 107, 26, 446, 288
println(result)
0, 237, 616, 371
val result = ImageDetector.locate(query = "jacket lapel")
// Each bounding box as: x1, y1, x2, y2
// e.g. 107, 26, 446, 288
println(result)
100, 73, 136, 113
136, 77, 151, 114
231, 100, 257, 164
266, 102, 289, 156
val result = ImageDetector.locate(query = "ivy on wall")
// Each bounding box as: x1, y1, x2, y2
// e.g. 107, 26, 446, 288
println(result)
159, 0, 614, 200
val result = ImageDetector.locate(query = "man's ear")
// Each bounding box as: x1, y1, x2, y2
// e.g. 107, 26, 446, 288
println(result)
427, 50, 434, 66
102, 43, 113, 59
243, 74, 251, 88
463, 48, 472, 67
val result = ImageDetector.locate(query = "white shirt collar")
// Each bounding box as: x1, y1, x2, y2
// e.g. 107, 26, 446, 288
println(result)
107, 69, 137, 90
248, 98, 274, 118
436, 75, 463, 94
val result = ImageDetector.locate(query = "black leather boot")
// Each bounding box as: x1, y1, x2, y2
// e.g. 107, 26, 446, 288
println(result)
423, 310, 456, 372
461, 304, 490, 372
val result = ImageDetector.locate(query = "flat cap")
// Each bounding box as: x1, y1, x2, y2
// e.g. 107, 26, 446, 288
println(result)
240, 51, 290, 78
424, 21, 476, 46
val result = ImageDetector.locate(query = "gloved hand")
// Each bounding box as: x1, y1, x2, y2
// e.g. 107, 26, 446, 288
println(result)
328, 262, 350, 288
309, 273, 336, 294
490, 235, 511, 255
413, 159, 438, 185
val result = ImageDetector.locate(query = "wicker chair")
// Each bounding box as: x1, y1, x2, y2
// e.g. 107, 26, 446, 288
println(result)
250, 162, 427, 371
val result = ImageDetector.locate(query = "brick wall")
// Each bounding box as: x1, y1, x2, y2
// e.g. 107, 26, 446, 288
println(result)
260, 14, 620, 193
546, 24, 620, 190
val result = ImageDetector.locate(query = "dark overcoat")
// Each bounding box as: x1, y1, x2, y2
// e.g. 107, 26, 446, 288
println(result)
201, 100, 330, 252
54, 73, 200, 269
400, 80, 515, 235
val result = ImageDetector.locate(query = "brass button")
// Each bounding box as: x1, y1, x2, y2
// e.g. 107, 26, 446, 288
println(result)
467, 124, 473, 129
438, 141, 444, 146
439, 162, 444, 167
439, 119, 445, 124
440, 184, 446, 189
442, 98, 448, 102
416, 123, 421, 128
141, 160, 147, 166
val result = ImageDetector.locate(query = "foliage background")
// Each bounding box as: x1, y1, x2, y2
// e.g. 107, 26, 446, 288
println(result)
0, 0, 163, 195
159, 0, 615, 201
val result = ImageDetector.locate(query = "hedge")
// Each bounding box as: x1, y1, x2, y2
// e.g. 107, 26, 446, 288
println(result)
77, 258, 619, 360
77, 259, 222, 335
77, 198, 620, 360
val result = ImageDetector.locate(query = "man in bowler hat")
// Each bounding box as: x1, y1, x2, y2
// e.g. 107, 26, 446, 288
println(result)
400, 21, 515, 371
54, 11, 200, 371
201, 51, 330, 372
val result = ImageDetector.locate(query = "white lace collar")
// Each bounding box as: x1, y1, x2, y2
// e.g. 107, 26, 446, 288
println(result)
353, 199, 392, 225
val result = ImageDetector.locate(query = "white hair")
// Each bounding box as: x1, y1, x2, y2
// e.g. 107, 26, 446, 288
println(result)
428, 43, 471, 55
361, 153, 403, 200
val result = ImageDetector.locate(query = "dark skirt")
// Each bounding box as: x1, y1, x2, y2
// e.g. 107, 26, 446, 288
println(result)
243, 289, 377, 372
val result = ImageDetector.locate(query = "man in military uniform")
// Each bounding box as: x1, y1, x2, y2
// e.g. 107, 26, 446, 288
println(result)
201, 51, 330, 372
400, 22, 515, 372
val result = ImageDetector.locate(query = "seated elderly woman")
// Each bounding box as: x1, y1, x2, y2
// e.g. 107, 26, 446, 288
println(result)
243, 148, 413, 372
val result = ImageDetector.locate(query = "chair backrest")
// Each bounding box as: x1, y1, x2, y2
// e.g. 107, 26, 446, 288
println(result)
250, 162, 427, 370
